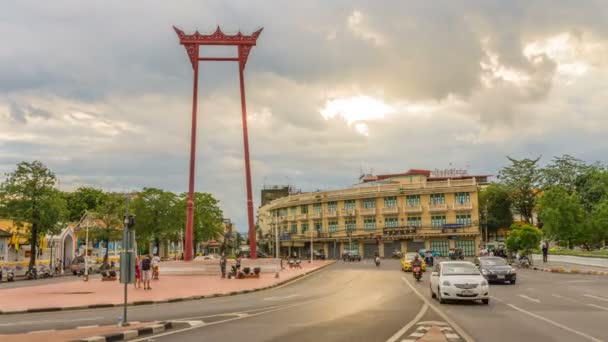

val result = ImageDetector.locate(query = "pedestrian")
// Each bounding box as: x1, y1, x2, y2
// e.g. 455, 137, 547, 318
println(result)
235, 253, 242, 272
152, 254, 161, 280
141, 255, 152, 290
542, 242, 549, 263
220, 254, 227, 278
134, 256, 141, 288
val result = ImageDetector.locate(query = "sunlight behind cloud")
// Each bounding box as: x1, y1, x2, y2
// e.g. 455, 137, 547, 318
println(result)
524, 33, 591, 79
320, 95, 394, 136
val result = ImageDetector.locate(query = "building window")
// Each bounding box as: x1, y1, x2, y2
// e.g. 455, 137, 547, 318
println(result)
384, 196, 397, 208
385, 217, 399, 228
327, 201, 337, 212
290, 223, 297, 234
456, 214, 472, 226
406, 195, 420, 206
455, 192, 470, 204
301, 222, 309, 234
345, 219, 356, 231
301, 205, 308, 214
313, 203, 322, 214
344, 200, 356, 210
289, 207, 296, 215
362, 199, 376, 209
279, 208, 287, 216
328, 221, 338, 232
407, 216, 421, 227
431, 215, 447, 228
364, 218, 376, 231
314, 221, 322, 232
430, 194, 445, 205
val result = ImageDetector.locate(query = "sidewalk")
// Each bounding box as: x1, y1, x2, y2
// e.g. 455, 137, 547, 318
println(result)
0, 260, 333, 314
530, 259, 608, 275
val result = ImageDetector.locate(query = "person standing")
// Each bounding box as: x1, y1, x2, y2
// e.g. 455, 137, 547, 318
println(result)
141, 255, 152, 290
542, 242, 549, 263
235, 254, 242, 272
152, 254, 161, 280
134, 256, 141, 288
220, 254, 227, 278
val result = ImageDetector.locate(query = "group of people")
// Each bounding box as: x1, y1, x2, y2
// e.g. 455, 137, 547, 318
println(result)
134, 254, 160, 290
219, 253, 242, 278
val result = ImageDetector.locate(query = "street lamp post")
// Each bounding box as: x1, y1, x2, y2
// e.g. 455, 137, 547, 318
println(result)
84, 225, 89, 281
274, 211, 279, 259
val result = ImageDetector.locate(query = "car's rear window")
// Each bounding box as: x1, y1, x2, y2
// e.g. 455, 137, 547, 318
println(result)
442, 263, 480, 276
480, 258, 507, 266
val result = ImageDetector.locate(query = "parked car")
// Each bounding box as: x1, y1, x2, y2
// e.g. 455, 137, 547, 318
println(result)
430, 261, 490, 305
306, 250, 326, 260
69, 256, 100, 275
342, 251, 361, 262
391, 249, 404, 259
401, 252, 427, 272
475, 257, 517, 284
419, 249, 441, 258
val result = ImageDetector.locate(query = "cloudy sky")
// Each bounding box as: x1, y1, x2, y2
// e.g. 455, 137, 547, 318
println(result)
1, 1, 608, 231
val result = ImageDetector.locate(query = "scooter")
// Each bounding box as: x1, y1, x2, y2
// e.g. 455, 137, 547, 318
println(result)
25, 267, 38, 280
375, 256, 381, 267
413, 266, 422, 282
7, 269, 15, 282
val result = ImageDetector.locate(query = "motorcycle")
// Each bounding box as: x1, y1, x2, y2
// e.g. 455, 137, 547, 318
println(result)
25, 267, 38, 280
413, 266, 422, 282
7, 269, 15, 282
38, 267, 53, 279
375, 256, 381, 267
517, 256, 531, 269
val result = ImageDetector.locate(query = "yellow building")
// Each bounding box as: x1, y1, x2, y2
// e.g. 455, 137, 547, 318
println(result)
258, 169, 489, 259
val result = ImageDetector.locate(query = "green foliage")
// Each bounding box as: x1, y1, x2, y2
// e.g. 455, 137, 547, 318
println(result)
505, 222, 543, 253
575, 165, 608, 212
132, 188, 180, 252
173, 192, 224, 251
498, 156, 541, 224
90, 192, 125, 265
0, 161, 67, 269
540, 155, 587, 193
479, 184, 513, 231
537, 186, 586, 248
64, 187, 107, 222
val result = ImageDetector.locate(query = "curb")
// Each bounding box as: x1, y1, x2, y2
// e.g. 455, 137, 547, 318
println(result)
0, 261, 336, 316
530, 266, 608, 276
71, 321, 172, 342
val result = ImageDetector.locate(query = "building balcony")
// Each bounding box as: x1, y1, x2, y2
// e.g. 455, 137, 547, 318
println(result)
403, 204, 423, 213
382, 206, 399, 215
340, 208, 357, 217
279, 216, 288, 222
309, 212, 322, 219
452, 202, 473, 211
323, 210, 338, 218
296, 213, 308, 220
286, 215, 296, 222
428, 203, 448, 212
360, 208, 377, 216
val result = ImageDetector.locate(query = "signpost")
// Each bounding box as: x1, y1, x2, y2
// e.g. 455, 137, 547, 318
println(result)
119, 198, 135, 326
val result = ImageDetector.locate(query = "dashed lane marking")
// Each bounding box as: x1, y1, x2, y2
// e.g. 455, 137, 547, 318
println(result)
27, 329, 55, 334
518, 294, 541, 303
76, 325, 100, 329
445, 332, 461, 340
263, 294, 301, 301
584, 294, 608, 302
586, 304, 608, 311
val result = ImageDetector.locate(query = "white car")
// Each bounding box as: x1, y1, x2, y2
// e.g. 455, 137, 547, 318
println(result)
430, 261, 490, 305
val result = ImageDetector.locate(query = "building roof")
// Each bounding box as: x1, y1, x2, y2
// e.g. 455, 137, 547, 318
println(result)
0, 229, 11, 238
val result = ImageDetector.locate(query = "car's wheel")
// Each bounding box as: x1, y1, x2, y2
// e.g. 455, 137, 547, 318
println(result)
89, 267, 93, 274
510, 279, 516, 285
431, 286, 437, 299
438, 287, 446, 304
73, 271, 77, 275
482, 298, 490, 305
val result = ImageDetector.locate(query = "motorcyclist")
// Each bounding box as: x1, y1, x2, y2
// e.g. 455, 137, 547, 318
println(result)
374, 252, 381, 267
412, 255, 423, 268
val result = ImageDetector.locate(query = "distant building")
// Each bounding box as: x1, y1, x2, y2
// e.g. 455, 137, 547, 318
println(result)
259, 169, 490, 259
260, 185, 295, 207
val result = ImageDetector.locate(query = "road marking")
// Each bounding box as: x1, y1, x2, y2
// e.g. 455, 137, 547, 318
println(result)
445, 333, 461, 339
506, 303, 602, 342
490, 296, 505, 303
76, 325, 100, 329
263, 294, 300, 301
27, 329, 55, 334
128, 299, 320, 342
586, 304, 608, 311
552, 294, 563, 298
584, 294, 608, 302
418, 320, 448, 326
0, 317, 102, 327
518, 294, 541, 303
400, 277, 474, 342
384, 303, 428, 342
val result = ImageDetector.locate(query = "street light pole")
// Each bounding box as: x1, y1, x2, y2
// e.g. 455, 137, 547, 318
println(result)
274, 211, 279, 259
84, 225, 89, 281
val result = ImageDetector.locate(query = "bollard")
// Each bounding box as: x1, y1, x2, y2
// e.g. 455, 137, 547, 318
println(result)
117, 316, 123, 327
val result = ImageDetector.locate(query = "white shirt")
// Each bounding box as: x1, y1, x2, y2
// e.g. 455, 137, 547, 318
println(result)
152, 256, 160, 267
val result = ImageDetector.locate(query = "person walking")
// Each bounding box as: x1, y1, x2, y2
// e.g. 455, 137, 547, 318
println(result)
134, 256, 141, 288
152, 254, 161, 280
220, 254, 227, 278
542, 242, 549, 263
235, 254, 242, 272
141, 255, 152, 290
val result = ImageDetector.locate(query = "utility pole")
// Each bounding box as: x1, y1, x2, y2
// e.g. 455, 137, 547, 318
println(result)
484, 201, 489, 245
274, 211, 279, 259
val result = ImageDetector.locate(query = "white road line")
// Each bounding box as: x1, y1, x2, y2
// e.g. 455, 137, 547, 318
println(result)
76, 325, 100, 329
518, 294, 541, 303
506, 303, 602, 342
586, 304, 608, 311
27, 329, 55, 334
0, 317, 102, 327
400, 277, 474, 342
263, 294, 300, 301
445, 333, 461, 339
385, 303, 428, 342
584, 294, 608, 302
409, 332, 424, 337
490, 296, 505, 303
418, 320, 448, 326
552, 294, 563, 298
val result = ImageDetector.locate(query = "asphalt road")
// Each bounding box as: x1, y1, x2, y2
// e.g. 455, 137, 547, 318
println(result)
1, 260, 608, 342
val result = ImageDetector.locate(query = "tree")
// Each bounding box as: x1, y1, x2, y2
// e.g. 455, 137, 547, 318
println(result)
479, 184, 513, 235
505, 222, 543, 256
590, 199, 608, 248
0, 161, 67, 270
498, 156, 541, 224
64, 187, 107, 222
540, 155, 587, 193
91, 192, 124, 266
174, 192, 224, 254
132, 188, 180, 255
537, 186, 585, 248
575, 166, 608, 212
